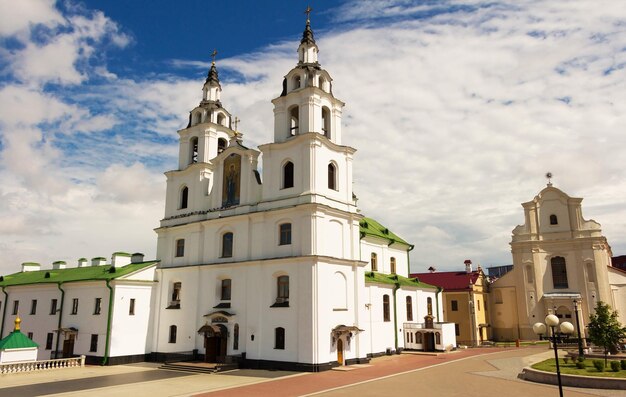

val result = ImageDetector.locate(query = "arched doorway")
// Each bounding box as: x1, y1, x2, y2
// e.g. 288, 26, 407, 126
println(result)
337, 339, 344, 365
198, 324, 227, 363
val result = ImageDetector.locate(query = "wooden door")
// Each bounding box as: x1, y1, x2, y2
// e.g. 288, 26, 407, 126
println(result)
337, 339, 344, 365
62, 334, 75, 358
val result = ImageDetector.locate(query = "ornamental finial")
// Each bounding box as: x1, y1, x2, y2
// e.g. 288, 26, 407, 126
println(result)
14, 315, 21, 331
545, 172, 553, 187
211, 49, 218, 65
304, 6, 313, 23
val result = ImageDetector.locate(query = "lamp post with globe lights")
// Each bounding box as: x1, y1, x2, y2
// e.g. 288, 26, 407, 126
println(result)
533, 315, 574, 397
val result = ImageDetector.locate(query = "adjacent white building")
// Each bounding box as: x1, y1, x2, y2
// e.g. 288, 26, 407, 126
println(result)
149, 19, 453, 371
0, 253, 157, 365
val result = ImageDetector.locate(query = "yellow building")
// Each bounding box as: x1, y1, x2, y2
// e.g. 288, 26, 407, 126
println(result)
490, 184, 626, 340
412, 261, 491, 346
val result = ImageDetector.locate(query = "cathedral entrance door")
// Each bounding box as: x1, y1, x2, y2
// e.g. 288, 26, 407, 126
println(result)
62, 334, 75, 358
337, 339, 344, 365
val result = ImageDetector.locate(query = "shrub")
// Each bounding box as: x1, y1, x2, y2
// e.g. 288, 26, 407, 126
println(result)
576, 362, 586, 369
563, 357, 569, 364
610, 361, 620, 372
577, 356, 585, 363
621, 359, 626, 370
593, 360, 605, 372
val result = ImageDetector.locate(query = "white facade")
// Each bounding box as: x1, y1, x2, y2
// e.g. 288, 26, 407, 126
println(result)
150, 19, 453, 370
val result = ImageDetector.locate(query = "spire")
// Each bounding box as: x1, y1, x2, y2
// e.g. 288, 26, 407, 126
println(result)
205, 49, 220, 86
201, 49, 223, 104
301, 6, 316, 45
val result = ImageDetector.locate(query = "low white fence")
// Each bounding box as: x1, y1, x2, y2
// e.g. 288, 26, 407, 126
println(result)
0, 355, 85, 374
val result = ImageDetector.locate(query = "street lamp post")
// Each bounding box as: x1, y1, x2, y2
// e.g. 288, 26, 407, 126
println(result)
573, 300, 584, 358
533, 315, 574, 397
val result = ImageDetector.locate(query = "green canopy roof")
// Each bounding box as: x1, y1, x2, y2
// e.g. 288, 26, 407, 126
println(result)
359, 217, 412, 247
364, 271, 439, 290
0, 330, 39, 350
0, 261, 158, 287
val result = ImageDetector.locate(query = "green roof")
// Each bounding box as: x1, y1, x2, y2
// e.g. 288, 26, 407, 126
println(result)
0, 261, 158, 287
0, 330, 39, 350
365, 271, 439, 290
359, 217, 412, 247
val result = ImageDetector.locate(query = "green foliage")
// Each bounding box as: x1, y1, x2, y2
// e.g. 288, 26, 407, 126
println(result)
593, 360, 604, 372
563, 357, 569, 364
621, 360, 626, 370
610, 361, 620, 372
587, 301, 626, 366
576, 361, 586, 369
577, 356, 585, 363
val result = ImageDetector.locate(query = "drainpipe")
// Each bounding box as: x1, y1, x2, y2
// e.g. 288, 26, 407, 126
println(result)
1, 286, 8, 338
435, 287, 442, 322
55, 283, 66, 359
393, 282, 400, 351
406, 245, 415, 277
103, 280, 114, 365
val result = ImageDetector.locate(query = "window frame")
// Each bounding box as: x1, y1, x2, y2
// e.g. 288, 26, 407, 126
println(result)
451, 300, 458, 312
71, 298, 79, 315
90, 334, 98, 352
276, 275, 290, 305
94, 298, 102, 315
383, 294, 390, 322
327, 163, 337, 190
221, 279, 232, 301
390, 257, 396, 274
551, 256, 569, 289
175, 238, 185, 258
406, 296, 413, 321
30, 299, 37, 315
279, 223, 292, 246
12, 300, 19, 315
169, 325, 177, 343
45, 333, 54, 350
221, 232, 234, 258
371, 253, 377, 271
180, 186, 189, 209
50, 299, 58, 315
129, 298, 136, 316
274, 327, 285, 350
282, 161, 294, 189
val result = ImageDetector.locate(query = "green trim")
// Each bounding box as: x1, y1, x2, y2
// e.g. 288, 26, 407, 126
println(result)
393, 283, 399, 350
0, 261, 159, 287
112, 252, 131, 257
21, 262, 40, 266
359, 217, 411, 247
364, 272, 438, 290
0, 287, 7, 339
103, 280, 114, 365
91, 257, 106, 261
78, 258, 87, 261
54, 283, 65, 358
53, 261, 66, 265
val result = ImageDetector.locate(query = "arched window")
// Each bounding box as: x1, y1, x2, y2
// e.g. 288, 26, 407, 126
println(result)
550, 214, 558, 225
218, 138, 227, 153
322, 106, 331, 138
371, 253, 378, 271
194, 112, 202, 125
328, 163, 337, 190
221, 279, 231, 301
293, 75, 301, 90
319, 76, 326, 91
406, 296, 413, 321
233, 323, 239, 350
277, 275, 289, 304
275, 327, 285, 349
279, 223, 292, 245
222, 232, 234, 258
551, 256, 568, 288
217, 113, 226, 126
289, 106, 299, 136
526, 265, 534, 283
175, 239, 185, 257
383, 294, 390, 322
390, 257, 396, 274
168, 325, 177, 343
283, 161, 294, 189
180, 186, 189, 209
427, 297, 433, 316
190, 137, 198, 164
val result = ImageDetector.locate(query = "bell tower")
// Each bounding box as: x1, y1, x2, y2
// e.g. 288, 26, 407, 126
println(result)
271, 15, 344, 144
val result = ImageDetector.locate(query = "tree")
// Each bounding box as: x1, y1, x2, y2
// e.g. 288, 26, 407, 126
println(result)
587, 301, 626, 366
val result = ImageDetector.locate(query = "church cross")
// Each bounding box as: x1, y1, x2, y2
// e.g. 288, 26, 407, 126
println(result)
545, 172, 553, 186
304, 6, 313, 21
211, 49, 218, 64
233, 116, 240, 131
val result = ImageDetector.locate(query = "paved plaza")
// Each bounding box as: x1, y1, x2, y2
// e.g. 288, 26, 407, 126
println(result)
0, 347, 623, 397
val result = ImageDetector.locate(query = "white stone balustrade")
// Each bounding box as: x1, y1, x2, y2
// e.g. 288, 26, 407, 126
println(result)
0, 355, 85, 374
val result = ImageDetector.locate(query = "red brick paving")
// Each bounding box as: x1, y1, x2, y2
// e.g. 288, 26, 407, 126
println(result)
195, 347, 511, 397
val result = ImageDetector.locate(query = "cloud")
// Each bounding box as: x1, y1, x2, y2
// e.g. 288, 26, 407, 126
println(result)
0, 0, 63, 37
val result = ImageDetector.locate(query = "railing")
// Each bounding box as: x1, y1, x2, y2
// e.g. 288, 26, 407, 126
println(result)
0, 355, 85, 374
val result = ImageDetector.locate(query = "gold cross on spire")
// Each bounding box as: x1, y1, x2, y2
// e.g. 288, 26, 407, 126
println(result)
211, 49, 218, 65
233, 116, 240, 131
304, 6, 313, 22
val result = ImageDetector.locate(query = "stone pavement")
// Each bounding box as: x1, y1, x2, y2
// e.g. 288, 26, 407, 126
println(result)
0, 347, 623, 396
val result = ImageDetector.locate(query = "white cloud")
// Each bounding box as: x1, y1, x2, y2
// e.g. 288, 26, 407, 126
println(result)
0, 0, 63, 37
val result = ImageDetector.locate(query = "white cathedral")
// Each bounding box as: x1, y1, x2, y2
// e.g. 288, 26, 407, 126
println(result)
0, 18, 453, 370
148, 19, 453, 370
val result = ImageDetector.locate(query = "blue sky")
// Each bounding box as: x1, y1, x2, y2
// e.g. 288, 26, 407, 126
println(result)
0, 0, 625, 275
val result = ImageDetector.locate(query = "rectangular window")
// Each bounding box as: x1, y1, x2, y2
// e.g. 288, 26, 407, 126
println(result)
455, 324, 460, 336
279, 223, 292, 245
277, 276, 289, 303
383, 295, 390, 322
477, 299, 481, 311
168, 282, 182, 309
71, 298, 79, 315
275, 327, 285, 350
129, 298, 135, 315
28, 332, 34, 340
12, 300, 19, 315
90, 334, 98, 352
169, 325, 177, 343
50, 299, 58, 315
451, 300, 458, 311
46, 333, 54, 350
30, 299, 37, 315
221, 279, 232, 301
551, 257, 569, 289
94, 298, 102, 315
175, 239, 185, 257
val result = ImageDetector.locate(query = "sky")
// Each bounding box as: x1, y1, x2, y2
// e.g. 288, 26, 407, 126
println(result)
0, 0, 625, 276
